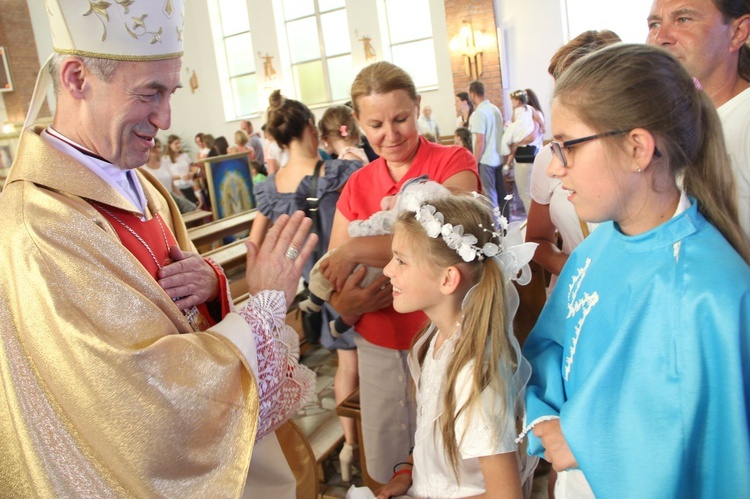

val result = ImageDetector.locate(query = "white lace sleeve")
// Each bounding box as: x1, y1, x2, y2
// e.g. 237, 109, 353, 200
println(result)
238, 290, 316, 441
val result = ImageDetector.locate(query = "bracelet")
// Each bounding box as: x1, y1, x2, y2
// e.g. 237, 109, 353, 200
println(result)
393, 461, 413, 473
391, 469, 412, 481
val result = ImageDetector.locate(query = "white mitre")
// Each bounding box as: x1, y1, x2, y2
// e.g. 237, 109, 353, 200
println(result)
46, 0, 184, 60
23, 0, 184, 129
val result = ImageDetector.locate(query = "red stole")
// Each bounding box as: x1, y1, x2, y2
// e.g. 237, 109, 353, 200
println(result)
93, 204, 229, 328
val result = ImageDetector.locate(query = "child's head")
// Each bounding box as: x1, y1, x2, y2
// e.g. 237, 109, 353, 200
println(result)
387, 195, 500, 307
386, 195, 513, 354
453, 127, 472, 152
318, 105, 361, 154
234, 130, 248, 147
551, 43, 748, 260
510, 89, 528, 107
249, 160, 264, 176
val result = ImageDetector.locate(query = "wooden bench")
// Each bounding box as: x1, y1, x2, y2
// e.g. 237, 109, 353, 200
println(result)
188, 209, 257, 248
203, 237, 248, 273
181, 209, 213, 228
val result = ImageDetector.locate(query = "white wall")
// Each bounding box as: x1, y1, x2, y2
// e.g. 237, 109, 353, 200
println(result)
23, 0, 57, 118
494, 0, 565, 136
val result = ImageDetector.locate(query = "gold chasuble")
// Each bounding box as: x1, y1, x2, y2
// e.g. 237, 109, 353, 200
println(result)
0, 130, 259, 497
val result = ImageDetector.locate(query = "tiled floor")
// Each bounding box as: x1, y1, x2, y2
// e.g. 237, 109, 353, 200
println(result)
294, 345, 550, 499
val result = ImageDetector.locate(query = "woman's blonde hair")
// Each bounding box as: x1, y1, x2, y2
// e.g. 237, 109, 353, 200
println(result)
234, 129, 248, 146
318, 105, 361, 141
395, 195, 516, 479
555, 43, 750, 262
350, 61, 418, 115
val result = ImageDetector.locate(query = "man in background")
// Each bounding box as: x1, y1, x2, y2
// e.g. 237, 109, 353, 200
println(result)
468, 80, 507, 215
647, 0, 750, 236
418, 104, 440, 140
241, 119, 265, 164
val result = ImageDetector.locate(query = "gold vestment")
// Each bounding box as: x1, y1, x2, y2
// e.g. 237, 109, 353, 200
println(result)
0, 130, 259, 497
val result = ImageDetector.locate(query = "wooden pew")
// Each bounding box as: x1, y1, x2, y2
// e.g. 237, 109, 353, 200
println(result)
181, 209, 213, 228
188, 209, 257, 248
203, 237, 248, 273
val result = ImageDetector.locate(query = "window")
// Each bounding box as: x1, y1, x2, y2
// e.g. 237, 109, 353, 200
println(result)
282, 0, 353, 105
382, 0, 438, 89
211, 0, 258, 119
564, 0, 652, 43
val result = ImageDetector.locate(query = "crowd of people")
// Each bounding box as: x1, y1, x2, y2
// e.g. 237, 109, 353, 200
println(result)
1, 0, 748, 498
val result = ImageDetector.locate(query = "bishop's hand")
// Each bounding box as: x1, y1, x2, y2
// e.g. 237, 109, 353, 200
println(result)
158, 246, 220, 310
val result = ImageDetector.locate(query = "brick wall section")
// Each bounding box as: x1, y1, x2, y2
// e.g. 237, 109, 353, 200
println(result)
0, 0, 50, 124
443, 0, 505, 120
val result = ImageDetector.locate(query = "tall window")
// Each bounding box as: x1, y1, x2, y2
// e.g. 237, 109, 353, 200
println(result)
213, 0, 258, 118
382, 0, 438, 89
282, 0, 353, 105
564, 0, 651, 43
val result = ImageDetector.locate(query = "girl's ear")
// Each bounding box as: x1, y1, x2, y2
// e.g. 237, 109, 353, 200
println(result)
627, 127, 659, 173
439, 265, 462, 295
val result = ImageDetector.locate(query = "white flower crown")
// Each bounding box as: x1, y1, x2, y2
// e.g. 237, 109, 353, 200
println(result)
414, 193, 538, 285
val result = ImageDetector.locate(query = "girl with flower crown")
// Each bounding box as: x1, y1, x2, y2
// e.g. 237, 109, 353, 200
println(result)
376, 194, 538, 498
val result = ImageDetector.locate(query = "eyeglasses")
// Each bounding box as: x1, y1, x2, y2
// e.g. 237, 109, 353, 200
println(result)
550, 130, 627, 168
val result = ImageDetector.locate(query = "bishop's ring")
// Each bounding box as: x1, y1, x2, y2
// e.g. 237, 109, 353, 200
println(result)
285, 246, 300, 260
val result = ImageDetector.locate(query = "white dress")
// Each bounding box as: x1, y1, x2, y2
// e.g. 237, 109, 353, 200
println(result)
408, 329, 518, 498
164, 153, 192, 190
501, 105, 535, 156
140, 164, 173, 192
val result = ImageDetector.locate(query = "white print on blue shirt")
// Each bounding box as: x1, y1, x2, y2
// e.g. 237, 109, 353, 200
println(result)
564, 257, 599, 381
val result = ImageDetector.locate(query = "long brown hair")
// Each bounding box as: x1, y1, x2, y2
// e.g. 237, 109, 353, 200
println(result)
165, 134, 182, 163
395, 195, 516, 479
555, 43, 750, 262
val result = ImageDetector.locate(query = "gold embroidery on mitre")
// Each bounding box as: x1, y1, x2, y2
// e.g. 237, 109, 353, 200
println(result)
84, 1, 113, 42
49, 0, 183, 61
164, 0, 174, 18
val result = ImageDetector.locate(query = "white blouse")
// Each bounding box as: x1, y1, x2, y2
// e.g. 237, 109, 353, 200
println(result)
408, 329, 517, 498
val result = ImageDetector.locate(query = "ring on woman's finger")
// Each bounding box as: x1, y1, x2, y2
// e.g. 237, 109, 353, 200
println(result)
285, 246, 300, 260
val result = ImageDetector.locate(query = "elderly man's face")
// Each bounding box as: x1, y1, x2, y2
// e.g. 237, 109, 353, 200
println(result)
84, 57, 182, 169
646, 0, 736, 83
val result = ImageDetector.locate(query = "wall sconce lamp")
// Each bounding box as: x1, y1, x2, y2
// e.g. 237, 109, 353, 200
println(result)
449, 21, 486, 79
